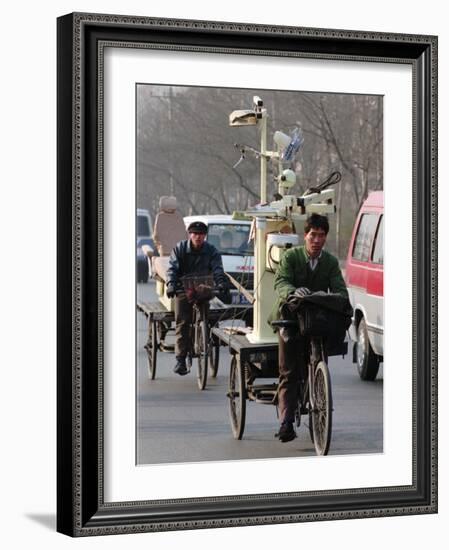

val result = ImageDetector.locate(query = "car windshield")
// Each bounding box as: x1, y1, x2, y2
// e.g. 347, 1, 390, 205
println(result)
206, 223, 253, 255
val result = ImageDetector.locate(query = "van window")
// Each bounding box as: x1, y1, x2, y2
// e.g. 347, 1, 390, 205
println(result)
137, 215, 150, 237
352, 213, 378, 262
371, 215, 384, 264
207, 224, 253, 255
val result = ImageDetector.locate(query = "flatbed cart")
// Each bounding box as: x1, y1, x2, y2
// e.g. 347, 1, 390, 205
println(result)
211, 327, 278, 439
137, 298, 253, 386
212, 311, 348, 456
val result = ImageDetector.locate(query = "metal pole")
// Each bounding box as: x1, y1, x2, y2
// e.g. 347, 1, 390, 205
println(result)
260, 112, 267, 204
168, 86, 174, 195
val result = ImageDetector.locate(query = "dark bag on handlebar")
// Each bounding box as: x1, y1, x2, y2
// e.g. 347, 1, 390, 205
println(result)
298, 304, 330, 337
298, 304, 347, 343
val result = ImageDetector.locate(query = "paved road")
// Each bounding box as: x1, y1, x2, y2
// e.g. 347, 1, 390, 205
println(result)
137, 281, 383, 465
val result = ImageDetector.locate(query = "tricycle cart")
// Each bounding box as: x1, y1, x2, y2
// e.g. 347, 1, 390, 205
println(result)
212, 301, 348, 456
137, 293, 252, 390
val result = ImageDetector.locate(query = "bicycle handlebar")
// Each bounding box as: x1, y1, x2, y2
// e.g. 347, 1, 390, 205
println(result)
270, 319, 298, 328
174, 287, 221, 301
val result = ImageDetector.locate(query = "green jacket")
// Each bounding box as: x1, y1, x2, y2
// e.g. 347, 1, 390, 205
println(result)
269, 246, 349, 324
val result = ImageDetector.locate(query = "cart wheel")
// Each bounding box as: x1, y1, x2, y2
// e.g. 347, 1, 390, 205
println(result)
228, 356, 246, 439
145, 320, 158, 380
311, 360, 332, 455
196, 319, 208, 390
209, 338, 220, 378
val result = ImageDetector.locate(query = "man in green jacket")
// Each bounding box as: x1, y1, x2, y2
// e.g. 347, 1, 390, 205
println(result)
272, 213, 349, 442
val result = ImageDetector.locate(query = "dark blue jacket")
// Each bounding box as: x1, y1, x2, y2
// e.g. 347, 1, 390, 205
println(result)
166, 239, 227, 290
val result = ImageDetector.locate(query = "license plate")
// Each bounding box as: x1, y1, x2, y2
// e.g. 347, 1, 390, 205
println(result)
232, 292, 250, 305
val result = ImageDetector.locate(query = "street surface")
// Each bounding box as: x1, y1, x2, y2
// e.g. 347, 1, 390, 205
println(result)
137, 281, 383, 465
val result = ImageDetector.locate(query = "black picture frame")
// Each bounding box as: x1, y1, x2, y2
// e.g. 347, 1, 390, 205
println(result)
57, 12, 438, 536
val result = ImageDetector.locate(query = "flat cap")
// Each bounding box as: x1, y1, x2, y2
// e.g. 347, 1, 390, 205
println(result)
187, 221, 208, 234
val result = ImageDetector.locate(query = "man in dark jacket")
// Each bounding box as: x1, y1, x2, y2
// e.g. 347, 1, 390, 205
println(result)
271, 213, 350, 442
166, 221, 228, 375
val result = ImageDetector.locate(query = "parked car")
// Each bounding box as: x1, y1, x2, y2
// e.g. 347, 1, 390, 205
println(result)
183, 215, 254, 303
137, 208, 154, 283
345, 191, 384, 380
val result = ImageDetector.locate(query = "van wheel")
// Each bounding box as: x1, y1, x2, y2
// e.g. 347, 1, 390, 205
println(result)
356, 318, 380, 381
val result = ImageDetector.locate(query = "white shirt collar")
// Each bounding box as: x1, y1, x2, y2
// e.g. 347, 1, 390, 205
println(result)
305, 249, 322, 270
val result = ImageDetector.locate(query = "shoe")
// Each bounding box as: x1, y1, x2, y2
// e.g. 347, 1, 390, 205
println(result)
276, 421, 296, 443
173, 358, 188, 376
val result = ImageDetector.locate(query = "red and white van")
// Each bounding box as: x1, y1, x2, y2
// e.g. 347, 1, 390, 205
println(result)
345, 191, 383, 380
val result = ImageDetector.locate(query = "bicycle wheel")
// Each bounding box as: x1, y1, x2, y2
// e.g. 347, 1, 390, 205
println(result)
144, 319, 158, 380
186, 352, 193, 373
228, 356, 246, 439
311, 360, 333, 455
196, 318, 209, 390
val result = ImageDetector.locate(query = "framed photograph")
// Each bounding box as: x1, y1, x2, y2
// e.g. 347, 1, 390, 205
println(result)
57, 12, 437, 536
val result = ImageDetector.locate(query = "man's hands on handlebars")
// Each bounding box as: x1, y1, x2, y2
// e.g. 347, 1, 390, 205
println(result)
166, 281, 228, 302
293, 287, 311, 298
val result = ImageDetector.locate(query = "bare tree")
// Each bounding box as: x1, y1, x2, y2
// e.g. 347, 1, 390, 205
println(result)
137, 85, 383, 259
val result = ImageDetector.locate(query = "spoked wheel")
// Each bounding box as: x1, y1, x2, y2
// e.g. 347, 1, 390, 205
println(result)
186, 352, 193, 373
144, 319, 158, 380
209, 336, 220, 378
311, 360, 333, 455
196, 319, 209, 390
228, 356, 246, 439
